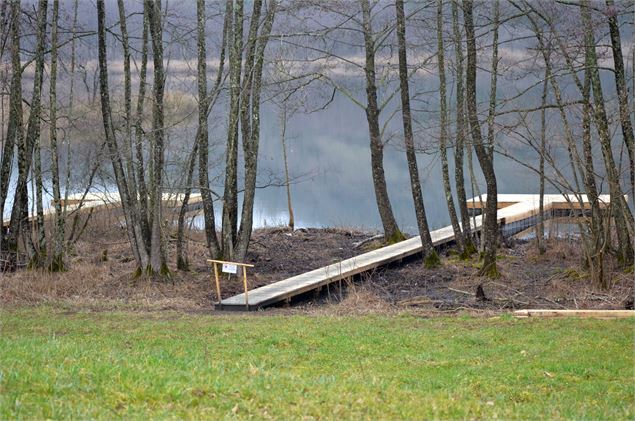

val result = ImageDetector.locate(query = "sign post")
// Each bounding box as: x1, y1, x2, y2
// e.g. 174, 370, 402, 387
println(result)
207, 259, 255, 310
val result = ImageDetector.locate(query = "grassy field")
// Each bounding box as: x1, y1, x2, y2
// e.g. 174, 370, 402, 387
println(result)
0, 308, 633, 420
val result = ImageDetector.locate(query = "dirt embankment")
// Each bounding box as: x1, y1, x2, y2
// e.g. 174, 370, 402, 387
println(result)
1, 220, 632, 313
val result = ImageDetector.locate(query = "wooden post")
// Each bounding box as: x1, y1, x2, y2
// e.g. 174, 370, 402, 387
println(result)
242, 267, 249, 310
213, 262, 222, 309
207, 259, 254, 311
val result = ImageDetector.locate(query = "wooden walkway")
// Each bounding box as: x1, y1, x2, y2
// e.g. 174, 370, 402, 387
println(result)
2, 191, 204, 227
217, 194, 611, 311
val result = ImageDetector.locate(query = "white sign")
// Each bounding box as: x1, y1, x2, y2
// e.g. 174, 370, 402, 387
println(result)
222, 263, 238, 274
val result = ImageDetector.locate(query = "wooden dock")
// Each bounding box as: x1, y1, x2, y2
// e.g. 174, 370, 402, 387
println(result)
217, 194, 611, 311
2, 191, 205, 227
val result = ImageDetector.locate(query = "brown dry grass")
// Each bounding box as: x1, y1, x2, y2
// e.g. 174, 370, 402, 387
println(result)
2, 207, 632, 315
1, 207, 373, 313
360, 236, 632, 313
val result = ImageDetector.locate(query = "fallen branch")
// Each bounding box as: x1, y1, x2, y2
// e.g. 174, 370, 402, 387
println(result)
353, 234, 384, 249
397, 297, 445, 307
447, 287, 474, 296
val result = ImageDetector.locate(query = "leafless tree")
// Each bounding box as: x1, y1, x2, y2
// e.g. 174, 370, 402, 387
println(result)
463, 0, 499, 277
450, 0, 475, 254
395, 0, 437, 266
6, 0, 48, 267
436, 0, 465, 256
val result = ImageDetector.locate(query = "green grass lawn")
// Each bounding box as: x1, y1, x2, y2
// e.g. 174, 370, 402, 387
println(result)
1, 308, 633, 420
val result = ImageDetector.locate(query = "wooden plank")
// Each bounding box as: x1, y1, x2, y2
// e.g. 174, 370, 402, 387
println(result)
514, 309, 635, 319
467, 201, 519, 209
207, 259, 255, 268
467, 194, 613, 210
220, 219, 462, 309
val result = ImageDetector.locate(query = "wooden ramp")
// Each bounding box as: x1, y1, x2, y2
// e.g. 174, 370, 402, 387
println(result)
217, 194, 611, 311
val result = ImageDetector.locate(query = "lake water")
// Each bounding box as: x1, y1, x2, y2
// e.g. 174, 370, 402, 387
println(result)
1, 96, 570, 234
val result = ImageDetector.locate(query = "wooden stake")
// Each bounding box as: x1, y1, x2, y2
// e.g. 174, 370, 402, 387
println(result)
213, 262, 222, 308
243, 266, 249, 310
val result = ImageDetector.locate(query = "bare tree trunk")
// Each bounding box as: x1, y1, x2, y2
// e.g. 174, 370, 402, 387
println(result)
526, 14, 584, 196
222, 0, 243, 259
528, 9, 603, 279
581, 1, 634, 266
523, 4, 590, 256
606, 0, 634, 204
528, 5, 606, 283
176, 138, 198, 270
134, 5, 151, 250
97, 0, 148, 272
33, 125, 45, 258
0, 0, 22, 255
236, 0, 276, 261
8, 0, 47, 266
117, 0, 138, 203
198, 0, 229, 260
362, 0, 403, 244
279, 105, 294, 230
451, 0, 474, 253
62, 0, 79, 238
146, 0, 168, 275
0, 2, 7, 60
581, 59, 601, 231
395, 0, 436, 265
536, 66, 548, 255
486, 0, 499, 160
581, 50, 606, 287
234, 0, 264, 261
437, 0, 464, 255
463, 0, 499, 277
49, 0, 65, 271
